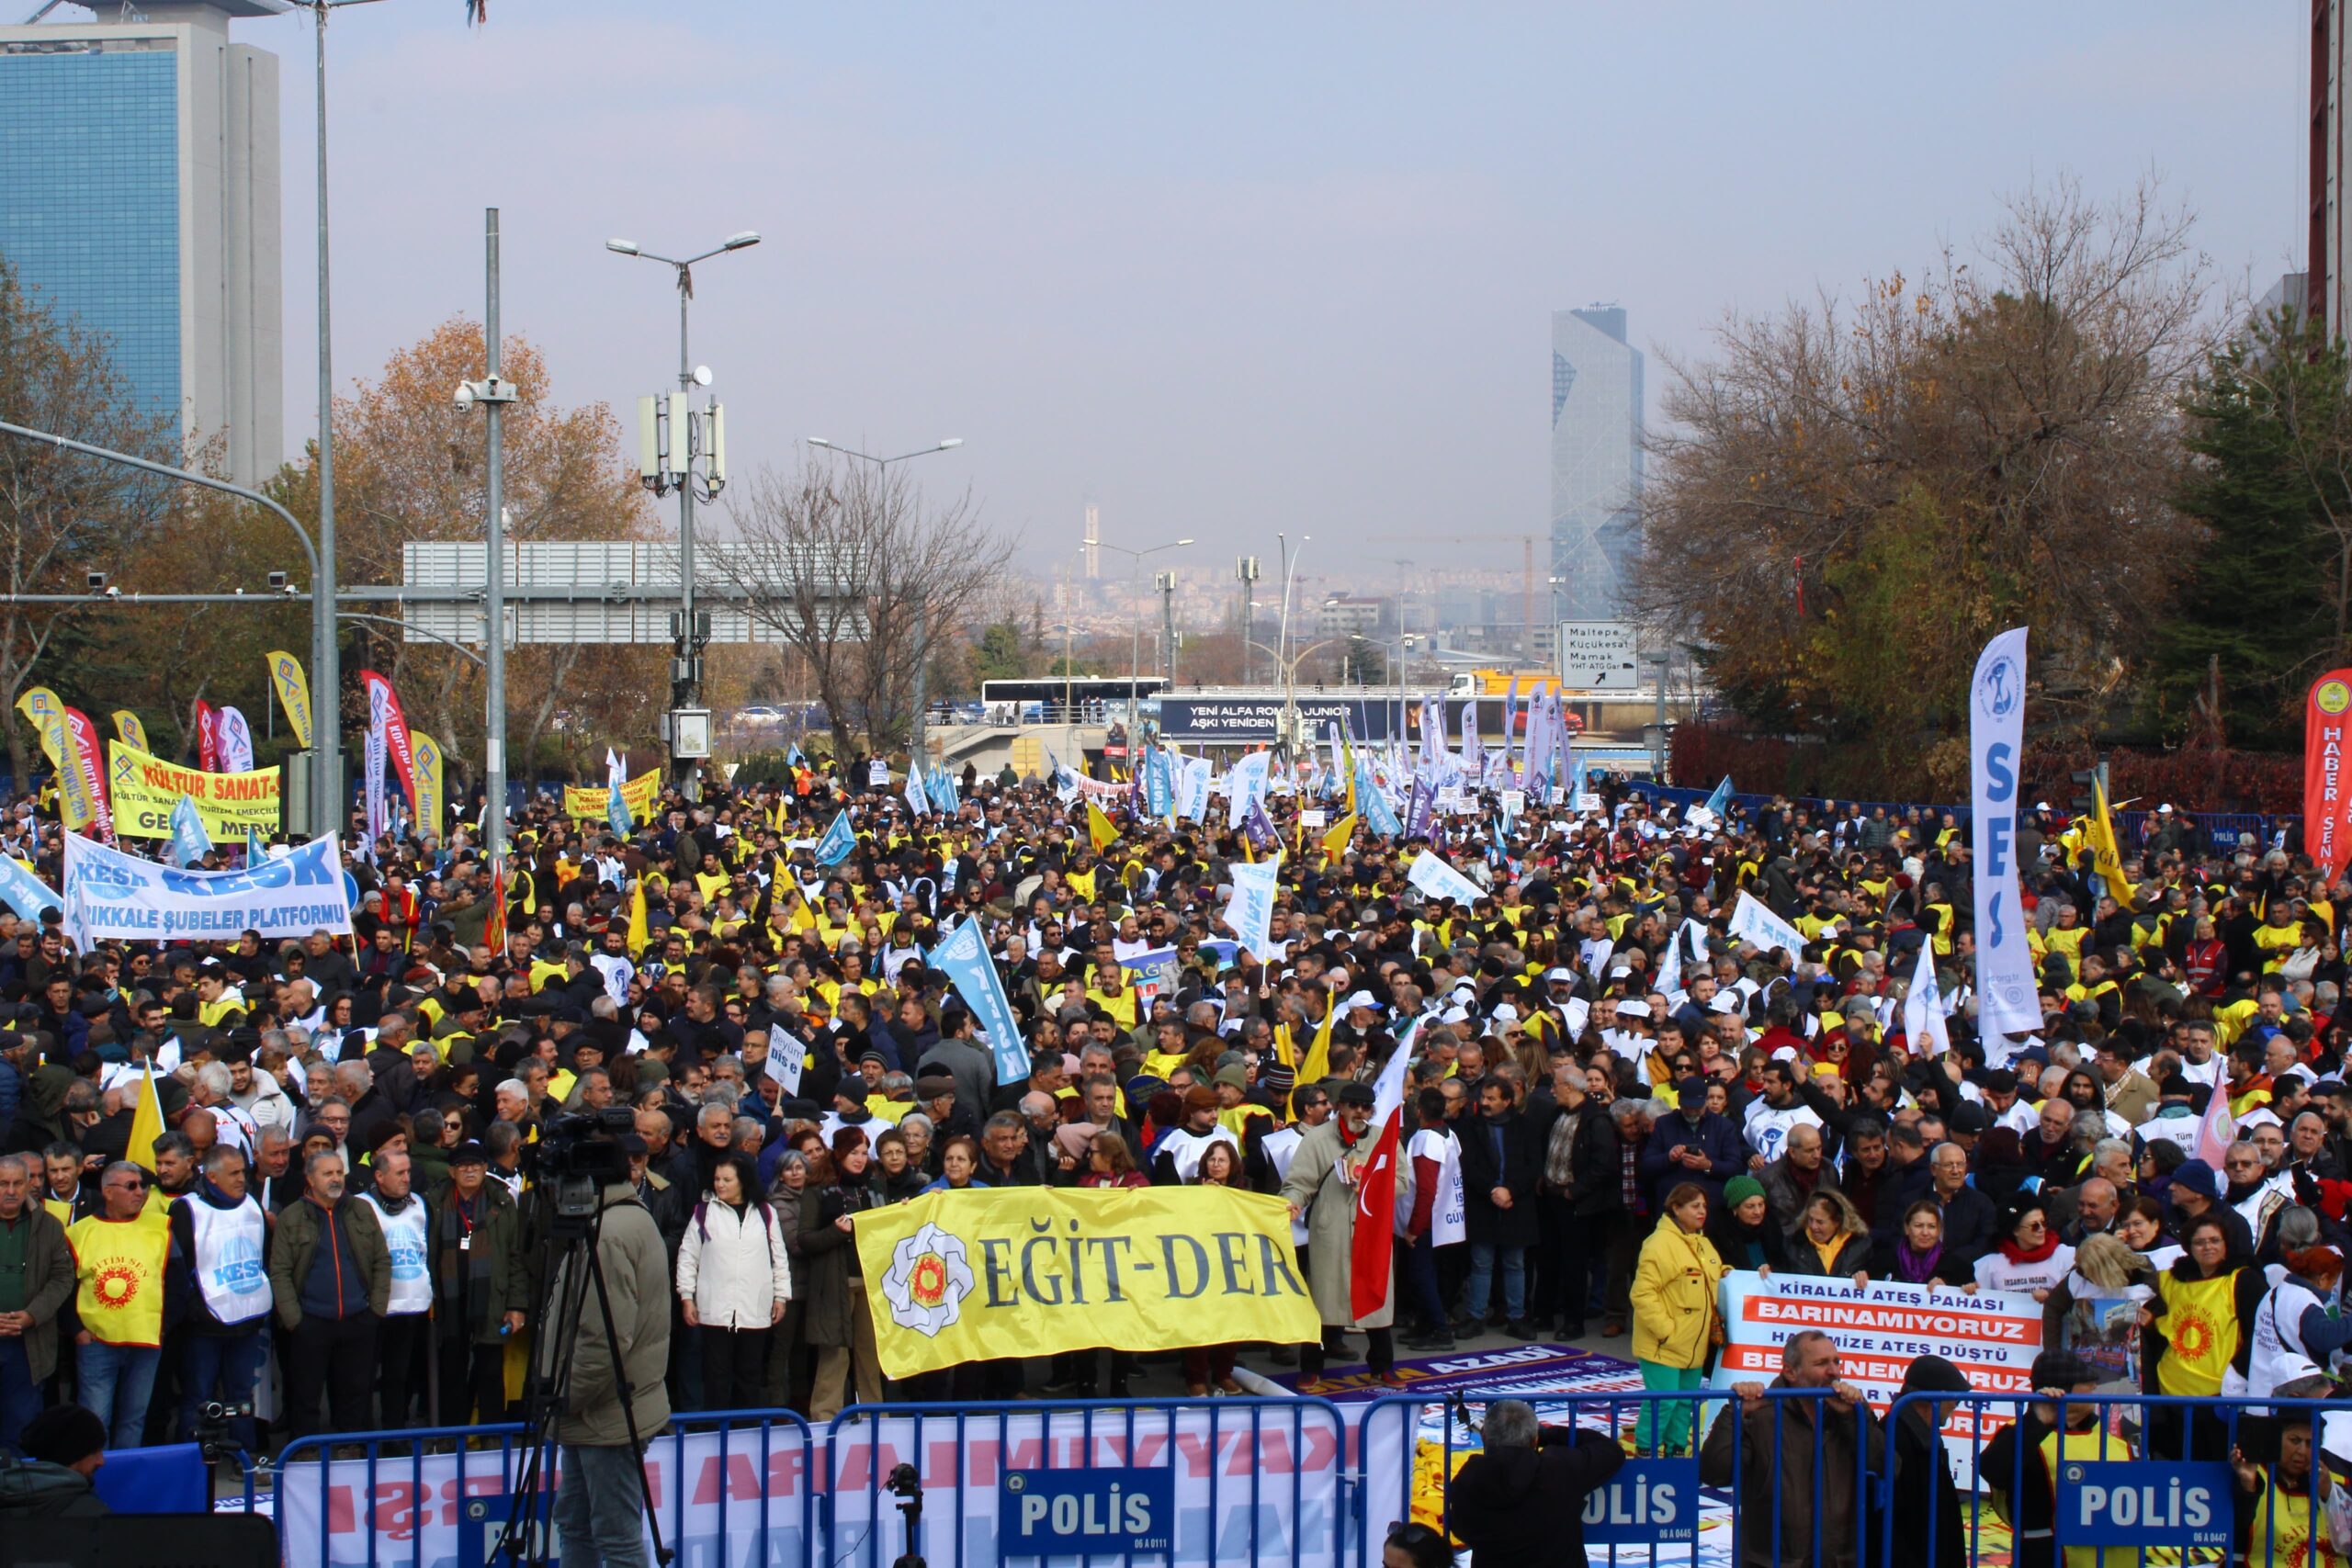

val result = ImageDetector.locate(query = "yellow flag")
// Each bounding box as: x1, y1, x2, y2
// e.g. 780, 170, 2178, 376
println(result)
412, 734, 444, 836
17, 687, 93, 831
1320, 811, 1358, 867
2086, 776, 2139, 913
127, 1061, 167, 1171
1343, 741, 1357, 816
627, 875, 652, 954
1297, 995, 1337, 1087
110, 710, 148, 752
1087, 800, 1118, 853
264, 650, 316, 750
1272, 1021, 1295, 1070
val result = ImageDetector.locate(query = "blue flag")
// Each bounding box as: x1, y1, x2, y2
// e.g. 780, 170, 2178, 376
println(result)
786, 742, 806, 768
605, 748, 634, 838
169, 795, 212, 869
246, 826, 267, 864
1242, 796, 1281, 852
1145, 747, 1174, 818
1704, 774, 1733, 818
1358, 757, 1404, 838
929, 917, 1029, 1085
814, 809, 855, 867
0, 853, 62, 922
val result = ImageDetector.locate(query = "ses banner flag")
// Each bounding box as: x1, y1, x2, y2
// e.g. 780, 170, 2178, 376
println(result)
561, 769, 662, 826
929, 916, 1029, 1086
2307, 670, 2352, 889
106, 741, 280, 840
63, 831, 353, 943
265, 650, 315, 750
852, 1186, 1316, 1379
412, 734, 445, 835
1970, 628, 2040, 1041
109, 710, 147, 752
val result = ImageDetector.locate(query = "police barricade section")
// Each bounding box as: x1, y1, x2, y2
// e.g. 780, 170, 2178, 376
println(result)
270, 1412, 816, 1568
1356, 1389, 1767, 1568
1876, 1393, 2347, 1568
824, 1398, 1350, 1568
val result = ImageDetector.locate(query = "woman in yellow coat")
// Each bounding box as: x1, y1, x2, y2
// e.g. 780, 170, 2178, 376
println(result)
1629, 1179, 1729, 1454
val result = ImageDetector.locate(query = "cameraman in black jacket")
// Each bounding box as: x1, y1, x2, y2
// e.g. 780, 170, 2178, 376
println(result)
1443, 1399, 1625, 1568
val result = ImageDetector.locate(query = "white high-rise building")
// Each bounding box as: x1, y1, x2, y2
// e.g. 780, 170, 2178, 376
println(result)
1082, 502, 1101, 580
1550, 305, 1644, 620
0, 0, 284, 484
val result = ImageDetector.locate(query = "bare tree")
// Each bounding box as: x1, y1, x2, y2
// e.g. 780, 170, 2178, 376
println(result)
722, 457, 1018, 753
0, 259, 178, 778
1629, 176, 2209, 777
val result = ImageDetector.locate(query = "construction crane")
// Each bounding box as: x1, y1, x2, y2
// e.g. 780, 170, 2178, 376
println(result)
1364, 533, 1544, 660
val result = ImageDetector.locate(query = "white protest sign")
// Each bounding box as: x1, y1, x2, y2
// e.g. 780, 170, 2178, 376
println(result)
1300, 809, 1327, 829
1405, 849, 1486, 908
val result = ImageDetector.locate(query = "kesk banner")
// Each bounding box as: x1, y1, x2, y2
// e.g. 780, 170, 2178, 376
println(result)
1713, 1269, 2042, 1482
562, 770, 662, 825
1969, 627, 2040, 1043
62, 831, 352, 943
2307, 670, 2352, 888
264, 650, 315, 750
852, 1186, 1317, 1380
106, 741, 281, 840
0, 854, 61, 922
412, 734, 444, 835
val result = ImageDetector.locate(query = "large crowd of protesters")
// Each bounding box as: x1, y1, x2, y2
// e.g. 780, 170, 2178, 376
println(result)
1, 748, 2349, 1556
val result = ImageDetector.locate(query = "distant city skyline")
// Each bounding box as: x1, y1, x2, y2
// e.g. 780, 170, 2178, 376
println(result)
7, 3, 2307, 573
1550, 305, 1644, 621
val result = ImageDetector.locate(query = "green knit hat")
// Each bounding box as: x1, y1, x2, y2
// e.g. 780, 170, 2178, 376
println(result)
1723, 1175, 1766, 1209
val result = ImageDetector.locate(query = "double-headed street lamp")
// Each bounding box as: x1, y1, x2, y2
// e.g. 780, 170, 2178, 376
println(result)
1094, 537, 1192, 743
803, 437, 965, 764
607, 231, 761, 800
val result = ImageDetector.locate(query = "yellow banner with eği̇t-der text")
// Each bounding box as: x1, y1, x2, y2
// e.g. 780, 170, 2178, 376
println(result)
851, 1185, 1317, 1380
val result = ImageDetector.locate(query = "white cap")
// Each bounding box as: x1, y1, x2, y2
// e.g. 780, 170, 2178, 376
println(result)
1490, 1003, 1520, 1025
2034, 801, 2051, 812
1441, 1005, 1472, 1025
1341, 990, 1377, 1012
1545, 966, 1575, 983
1610, 964, 1633, 978
2158, 804, 2175, 814
1710, 992, 1743, 1015
1616, 1000, 1652, 1020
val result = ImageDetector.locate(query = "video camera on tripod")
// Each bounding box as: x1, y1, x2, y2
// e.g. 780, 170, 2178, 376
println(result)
534, 1106, 638, 1217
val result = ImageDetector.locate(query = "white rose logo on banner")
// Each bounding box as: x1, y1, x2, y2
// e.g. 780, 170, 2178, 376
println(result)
881, 1222, 975, 1337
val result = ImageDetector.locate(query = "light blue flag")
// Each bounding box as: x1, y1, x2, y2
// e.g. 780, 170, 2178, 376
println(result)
0, 853, 62, 922
814, 809, 855, 867
1145, 747, 1174, 818
929, 917, 1029, 1085
246, 826, 267, 864
1222, 853, 1282, 958
1704, 774, 1734, 818
904, 766, 931, 818
169, 795, 212, 869
606, 748, 634, 838
786, 742, 807, 768
1358, 756, 1404, 838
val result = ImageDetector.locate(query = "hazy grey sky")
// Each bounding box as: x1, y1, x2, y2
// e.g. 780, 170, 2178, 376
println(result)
242, 2, 2305, 578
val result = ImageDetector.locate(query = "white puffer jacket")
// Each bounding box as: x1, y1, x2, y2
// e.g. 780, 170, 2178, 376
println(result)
675, 1196, 793, 1329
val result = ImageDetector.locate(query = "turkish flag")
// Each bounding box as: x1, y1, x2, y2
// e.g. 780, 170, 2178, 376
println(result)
1348, 1034, 1414, 1322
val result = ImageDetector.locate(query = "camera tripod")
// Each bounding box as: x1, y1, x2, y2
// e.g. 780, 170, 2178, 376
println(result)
495, 1179, 671, 1568
886, 1461, 926, 1568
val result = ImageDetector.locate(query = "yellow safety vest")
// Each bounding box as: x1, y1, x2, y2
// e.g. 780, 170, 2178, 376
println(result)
2153, 1269, 2241, 1396
67, 1209, 171, 1348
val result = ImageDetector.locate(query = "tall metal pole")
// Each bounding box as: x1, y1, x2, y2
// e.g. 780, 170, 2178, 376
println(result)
482, 209, 506, 864
1159, 572, 1175, 685
909, 601, 929, 773
310, 6, 343, 840
674, 272, 701, 803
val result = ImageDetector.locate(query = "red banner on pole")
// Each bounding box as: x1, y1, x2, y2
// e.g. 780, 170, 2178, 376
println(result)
2305, 671, 2352, 888
63, 706, 115, 845
194, 699, 218, 773
358, 670, 420, 815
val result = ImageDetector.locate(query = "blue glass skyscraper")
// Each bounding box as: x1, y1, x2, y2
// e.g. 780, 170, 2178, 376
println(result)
1550, 305, 1645, 622
0, 1, 283, 483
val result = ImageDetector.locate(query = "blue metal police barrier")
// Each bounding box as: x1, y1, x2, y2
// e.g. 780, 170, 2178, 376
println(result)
267, 1409, 815, 1568
1354, 1386, 1879, 1568
825, 1396, 1352, 1568
1876, 1391, 2349, 1568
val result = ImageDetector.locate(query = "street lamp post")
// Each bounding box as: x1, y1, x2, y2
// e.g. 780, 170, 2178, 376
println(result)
804, 438, 965, 768
454, 210, 519, 863
1272, 533, 1311, 761
295, 0, 386, 846
608, 230, 761, 800
1094, 537, 1192, 746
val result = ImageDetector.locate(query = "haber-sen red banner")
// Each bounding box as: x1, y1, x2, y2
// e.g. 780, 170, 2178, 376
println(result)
2307, 671, 2352, 889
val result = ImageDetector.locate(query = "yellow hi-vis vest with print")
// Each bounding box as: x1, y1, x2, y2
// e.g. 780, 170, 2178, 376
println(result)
2154, 1269, 2241, 1396
67, 1207, 171, 1348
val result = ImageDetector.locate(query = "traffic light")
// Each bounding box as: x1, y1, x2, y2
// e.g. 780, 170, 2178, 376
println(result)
2069, 768, 2098, 818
